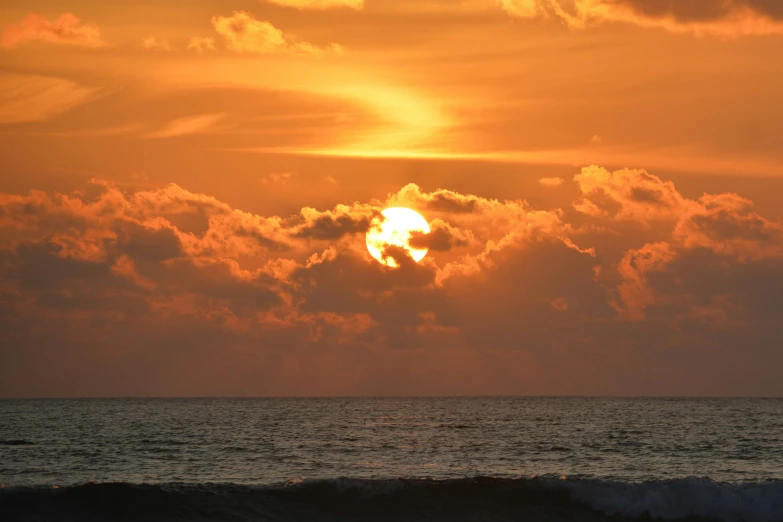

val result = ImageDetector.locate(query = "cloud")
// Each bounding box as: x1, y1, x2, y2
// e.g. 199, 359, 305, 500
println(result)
295, 208, 375, 241
594, 169, 783, 321
1, 13, 106, 48
2, 169, 783, 396
293, 205, 377, 240
675, 193, 783, 260
615, 241, 677, 319
538, 177, 566, 188
142, 36, 173, 51
111, 254, 156, 290
497, 0, 549, 18
409, 219, 476, 251
498, 0, 783, 36
0, 74, 101, 124
264, 0, 365, 9
614, 239, 783, 327
211, 11, 343, 55
261, 172, 296, 185
573, 165, 690, 222
187, 36, 216, 52
147, 113, 228, 138
572, 197, 609, 218
390, 184, 484, 214
586, 0, 783, 25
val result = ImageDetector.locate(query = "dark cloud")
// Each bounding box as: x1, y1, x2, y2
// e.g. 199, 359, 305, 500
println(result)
425, 192, 479, 214
630, 187, 668, 206
605, 0, 783, 21
163, 211, 211, 237
11, 242, 111, 292
502, 0, 783, 36
294, 213, 373, 240
161, 259, 280, 317
409, 221, 472, 251
2, 242, 150, 315
744, 0, 783, 18
606, 0, 739, 22
229, 223, 291, 251
292, 247, 437, 316
633, 246, 783, 324
687, 210, 781, 243
116, 222, 183, 262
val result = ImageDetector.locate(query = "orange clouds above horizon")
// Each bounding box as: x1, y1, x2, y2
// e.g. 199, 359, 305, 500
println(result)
5, 0, 783, 54
2, 166, 783, 397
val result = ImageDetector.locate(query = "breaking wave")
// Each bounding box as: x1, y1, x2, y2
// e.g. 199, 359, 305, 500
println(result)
1, 476, 781, 522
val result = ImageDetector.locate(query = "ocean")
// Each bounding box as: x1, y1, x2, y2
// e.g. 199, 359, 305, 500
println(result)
1, 397, 781, 521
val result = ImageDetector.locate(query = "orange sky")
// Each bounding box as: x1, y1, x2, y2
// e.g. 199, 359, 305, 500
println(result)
1, 0, 783, 397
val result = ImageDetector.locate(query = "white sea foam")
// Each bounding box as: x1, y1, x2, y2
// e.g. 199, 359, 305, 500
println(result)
565, 478, 783, 522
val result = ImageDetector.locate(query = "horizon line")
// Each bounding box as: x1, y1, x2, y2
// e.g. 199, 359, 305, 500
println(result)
2, 395, 781, 400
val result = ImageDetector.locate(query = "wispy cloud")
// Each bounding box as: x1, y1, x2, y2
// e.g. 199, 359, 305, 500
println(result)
0, 74, 101, 124
261, 172, 296, 185
147, 113, 228, 138
264, 0, 364, 10
538, 177, 565, 187
187, 37, 216, 52
142, 36, 173, 51
0, 123, 143, 138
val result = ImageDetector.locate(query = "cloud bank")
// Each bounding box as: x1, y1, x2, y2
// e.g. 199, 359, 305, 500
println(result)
1, 166, 782, 396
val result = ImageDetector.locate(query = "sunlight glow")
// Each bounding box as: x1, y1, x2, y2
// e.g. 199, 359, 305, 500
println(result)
366, 207, 430, 267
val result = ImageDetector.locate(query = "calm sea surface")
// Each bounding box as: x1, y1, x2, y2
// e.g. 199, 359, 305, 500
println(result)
2, 397, 782, 485
1, 397, 782, 521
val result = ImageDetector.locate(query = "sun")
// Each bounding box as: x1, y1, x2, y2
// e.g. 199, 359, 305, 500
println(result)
366, 207, 430, 267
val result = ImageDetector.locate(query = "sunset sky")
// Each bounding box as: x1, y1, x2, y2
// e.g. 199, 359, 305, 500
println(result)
2, 0, 783, 397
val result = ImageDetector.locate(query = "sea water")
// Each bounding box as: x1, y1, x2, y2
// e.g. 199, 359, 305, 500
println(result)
1, 397, 782, 521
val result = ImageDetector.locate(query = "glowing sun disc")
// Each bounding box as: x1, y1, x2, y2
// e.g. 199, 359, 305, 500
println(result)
366, 207, 430, 267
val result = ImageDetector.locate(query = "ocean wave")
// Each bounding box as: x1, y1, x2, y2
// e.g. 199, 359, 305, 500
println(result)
0, 439, 34, 446
1, 476, 781, 522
